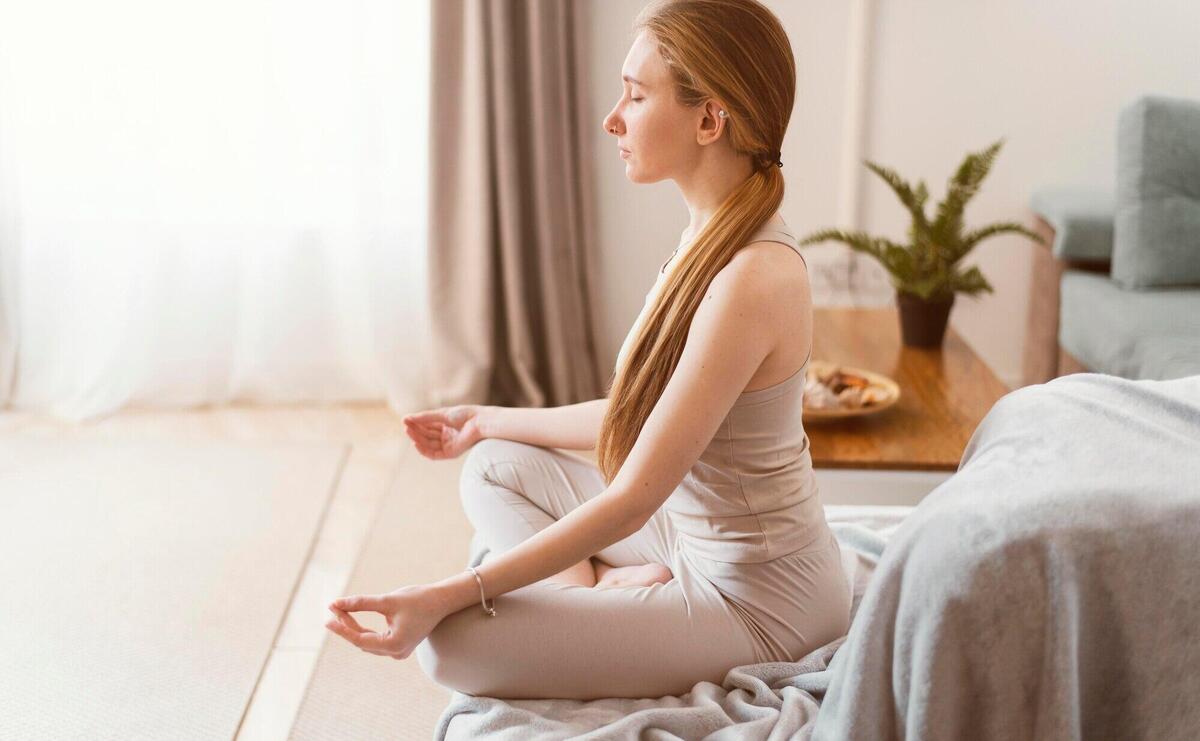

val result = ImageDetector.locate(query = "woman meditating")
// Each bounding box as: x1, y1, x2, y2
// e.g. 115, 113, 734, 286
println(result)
325, 0, 851, 700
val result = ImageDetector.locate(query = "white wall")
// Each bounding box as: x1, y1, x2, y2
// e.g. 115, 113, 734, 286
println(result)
585, 0, 1200, 389
859, 0, 1200, 388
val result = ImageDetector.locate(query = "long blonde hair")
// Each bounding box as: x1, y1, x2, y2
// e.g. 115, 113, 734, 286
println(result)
596, 0, 796, 484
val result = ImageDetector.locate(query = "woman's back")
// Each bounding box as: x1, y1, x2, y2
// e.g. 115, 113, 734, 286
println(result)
616, 221, 824, 564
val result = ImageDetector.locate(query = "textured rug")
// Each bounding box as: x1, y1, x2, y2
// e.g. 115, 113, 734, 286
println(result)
0, 438, 347, 740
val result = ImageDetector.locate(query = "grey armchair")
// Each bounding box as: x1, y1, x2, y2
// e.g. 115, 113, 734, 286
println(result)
1023, 94, 1200, 385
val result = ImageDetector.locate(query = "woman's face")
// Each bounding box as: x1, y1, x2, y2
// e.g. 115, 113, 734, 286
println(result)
602, 31, 699, 184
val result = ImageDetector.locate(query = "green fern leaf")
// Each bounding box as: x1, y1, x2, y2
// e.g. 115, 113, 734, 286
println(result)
864, 161, 931, 238
947, 265, 994, 295
798, 229, 881, 259
958, 221, 1047, 257
931, 139, 1005, 246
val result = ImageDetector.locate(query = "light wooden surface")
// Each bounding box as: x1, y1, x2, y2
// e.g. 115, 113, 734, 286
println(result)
0, 402, 417, 740
804, 307, 1011, 472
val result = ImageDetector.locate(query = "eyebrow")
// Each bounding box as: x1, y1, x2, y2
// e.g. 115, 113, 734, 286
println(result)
622, 74, 645, 86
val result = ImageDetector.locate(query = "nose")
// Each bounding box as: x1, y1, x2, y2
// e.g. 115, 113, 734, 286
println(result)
602, 104, 623, 137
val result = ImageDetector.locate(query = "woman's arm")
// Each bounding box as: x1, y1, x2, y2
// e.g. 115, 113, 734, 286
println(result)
428, 482, 649, 614
326, 244, 800, 658
405, 400, 616, 614
428, 246, 793, 616
476, 398, 609, 450
326, 480, 654, 656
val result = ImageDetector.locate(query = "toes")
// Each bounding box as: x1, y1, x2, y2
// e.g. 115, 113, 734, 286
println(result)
646, 563, 674, 585
594, 563, 674, 589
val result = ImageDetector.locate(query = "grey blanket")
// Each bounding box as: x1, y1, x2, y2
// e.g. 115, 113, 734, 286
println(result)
436, 373, 1200, 740
813, 373, 1200, 740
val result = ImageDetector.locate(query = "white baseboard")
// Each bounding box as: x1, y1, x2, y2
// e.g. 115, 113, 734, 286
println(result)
815, 467, 954, 507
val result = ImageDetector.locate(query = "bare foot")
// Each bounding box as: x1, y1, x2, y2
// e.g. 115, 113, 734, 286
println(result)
593, 562, 674, 588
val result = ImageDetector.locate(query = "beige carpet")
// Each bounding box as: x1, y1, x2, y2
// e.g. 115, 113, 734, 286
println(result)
0, 438, 348, 740
290, 443, 474, 740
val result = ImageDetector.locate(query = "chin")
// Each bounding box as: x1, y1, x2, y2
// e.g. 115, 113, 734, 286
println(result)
624, 164, 665, 185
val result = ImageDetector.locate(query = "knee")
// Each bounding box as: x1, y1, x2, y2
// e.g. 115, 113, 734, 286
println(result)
460, 438, 532, 486
414, 610, 495, 697
458, 438, 551, 509
460, 440, 508, 511
414, 632, 460, 694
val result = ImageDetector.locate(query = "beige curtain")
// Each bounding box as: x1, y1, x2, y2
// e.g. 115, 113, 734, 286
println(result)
427, 0, 604, 408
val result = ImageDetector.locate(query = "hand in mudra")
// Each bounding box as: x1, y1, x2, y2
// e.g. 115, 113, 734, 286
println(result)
325, 586, 449, 660
403, 405, 483, 460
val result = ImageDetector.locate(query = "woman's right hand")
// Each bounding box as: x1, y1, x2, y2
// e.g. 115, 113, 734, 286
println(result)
402, 405, 485, 460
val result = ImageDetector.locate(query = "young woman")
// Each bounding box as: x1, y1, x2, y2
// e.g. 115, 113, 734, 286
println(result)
325, 0, 851, 700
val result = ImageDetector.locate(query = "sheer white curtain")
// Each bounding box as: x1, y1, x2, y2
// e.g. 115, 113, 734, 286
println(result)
0, 0, 430, 421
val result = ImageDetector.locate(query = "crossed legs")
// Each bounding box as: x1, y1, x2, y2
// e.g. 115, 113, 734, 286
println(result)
413, 438, 776, 699
456, 438, 678, 587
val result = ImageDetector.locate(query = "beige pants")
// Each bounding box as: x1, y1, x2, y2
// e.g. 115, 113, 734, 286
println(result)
415, 438, 851, 700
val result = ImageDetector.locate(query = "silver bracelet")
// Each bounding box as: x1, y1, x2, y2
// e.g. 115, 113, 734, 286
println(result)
467, 566, 497, 617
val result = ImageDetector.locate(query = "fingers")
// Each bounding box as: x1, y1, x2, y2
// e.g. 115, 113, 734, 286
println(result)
324, 613, 392, 655
402, 417, 435, 439
330, 594, 388, 612
404, 414, 459, 437
405, 422, 442, 449
403, 410, 445, 426
329, 606, 368, 633
403, 414, 438, 430
352, 629, 392, 652
325, 603, 398, 655
403, 427, 445, 460
405, 420, 446, 446
406, 421, 458, 461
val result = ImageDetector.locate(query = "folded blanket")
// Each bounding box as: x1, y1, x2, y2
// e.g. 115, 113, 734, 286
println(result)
813, 373, 1200, 741
433, 506, 912, 740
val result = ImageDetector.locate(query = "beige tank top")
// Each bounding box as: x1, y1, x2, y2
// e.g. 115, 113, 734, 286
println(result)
615, 220, 826, 564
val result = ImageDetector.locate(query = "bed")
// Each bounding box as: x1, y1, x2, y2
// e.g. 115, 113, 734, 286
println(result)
434, 373, 1200, 740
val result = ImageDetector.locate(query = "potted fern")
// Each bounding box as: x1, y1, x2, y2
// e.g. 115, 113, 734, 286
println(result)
800, 139, 1046, 347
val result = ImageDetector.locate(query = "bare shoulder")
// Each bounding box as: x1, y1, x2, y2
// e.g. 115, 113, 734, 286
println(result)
693, 240, 812, 380
737, 238, 809, 274
708, 239, 810, 306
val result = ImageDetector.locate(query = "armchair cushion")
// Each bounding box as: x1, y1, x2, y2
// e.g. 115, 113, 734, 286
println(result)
1030, 186, 1114, 262
1059, 269, 1200, 380
1113, 95, 1200, 288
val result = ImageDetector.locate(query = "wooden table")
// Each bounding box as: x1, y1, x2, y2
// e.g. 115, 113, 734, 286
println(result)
805, 307, 1011, 473
573, 307, 1011, 504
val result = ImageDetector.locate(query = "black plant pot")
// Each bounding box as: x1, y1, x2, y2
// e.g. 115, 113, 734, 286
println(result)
896, 290, 956, 347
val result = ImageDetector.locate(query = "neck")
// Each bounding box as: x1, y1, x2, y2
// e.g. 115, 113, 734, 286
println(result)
677, 148, 755, 238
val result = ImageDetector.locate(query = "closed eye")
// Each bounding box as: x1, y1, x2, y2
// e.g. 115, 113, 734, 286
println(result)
631, 97, 644, 102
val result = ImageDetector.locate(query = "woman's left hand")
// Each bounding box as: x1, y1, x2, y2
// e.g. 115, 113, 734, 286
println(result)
325, 585, 448, 660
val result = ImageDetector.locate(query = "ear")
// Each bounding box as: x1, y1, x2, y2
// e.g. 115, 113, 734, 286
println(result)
696, 99, 726, 146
